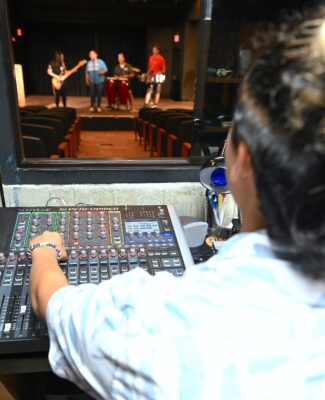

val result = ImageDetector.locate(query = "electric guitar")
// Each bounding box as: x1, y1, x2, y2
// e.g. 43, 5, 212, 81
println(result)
51, 59, 87, 90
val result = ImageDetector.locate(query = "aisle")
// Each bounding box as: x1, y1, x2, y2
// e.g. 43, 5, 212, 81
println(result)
77, 130, 150, 159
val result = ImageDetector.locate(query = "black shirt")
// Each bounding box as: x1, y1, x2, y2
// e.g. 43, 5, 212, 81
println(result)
114, 63, 133, 77
48, 61, 66, 76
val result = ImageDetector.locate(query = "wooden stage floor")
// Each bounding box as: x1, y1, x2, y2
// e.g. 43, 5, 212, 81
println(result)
25, 95, 194, 118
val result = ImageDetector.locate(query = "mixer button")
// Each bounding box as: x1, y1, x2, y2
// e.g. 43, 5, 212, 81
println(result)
101, 273, 109, 279
73, 232, 79, 240
121, 265, 128, 272
86, 225, 92, 232
119, 249, 127, 258
20, 305, 27, 315
87, 232, 93, 240
100, 231, 106, 239
138, 248, 146, 257
0, 252, 5, 261
112, 217, 119, 224
80, 250, 87, 258
87, 211, 92, 216
128, 231, 134, 239
3, 323, 11, 334
154, 230, 160, 238
15, 233, 22, 241
129, 248, 136, 257
99, 249, 107, 258
110, 249, 117, 257
87, 217, 92, 224
70, 250, 77, 259
90, 249, 97, 258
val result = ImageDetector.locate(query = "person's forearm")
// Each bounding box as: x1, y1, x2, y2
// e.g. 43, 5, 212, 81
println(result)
30, 247, 68, 320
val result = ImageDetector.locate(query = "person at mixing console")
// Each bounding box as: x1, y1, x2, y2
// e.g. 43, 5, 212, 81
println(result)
30, 9, 325, 399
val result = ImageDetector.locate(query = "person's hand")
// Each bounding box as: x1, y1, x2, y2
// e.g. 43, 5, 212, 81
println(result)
30, 231, 67, 260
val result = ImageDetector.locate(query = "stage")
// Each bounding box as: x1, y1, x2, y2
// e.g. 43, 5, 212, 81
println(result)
25, 95, 194, 117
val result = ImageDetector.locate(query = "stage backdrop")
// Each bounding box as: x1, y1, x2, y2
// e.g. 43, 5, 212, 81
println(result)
14, 23, 147, 97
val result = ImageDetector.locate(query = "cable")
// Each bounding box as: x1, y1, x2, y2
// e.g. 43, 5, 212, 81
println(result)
46, 197, 66, 207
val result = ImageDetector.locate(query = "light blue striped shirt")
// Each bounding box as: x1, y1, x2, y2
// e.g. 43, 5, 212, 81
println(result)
46, 231, 325, 399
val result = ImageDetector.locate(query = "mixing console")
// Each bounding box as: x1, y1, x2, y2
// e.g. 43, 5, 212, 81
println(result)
0, 205, 192, 355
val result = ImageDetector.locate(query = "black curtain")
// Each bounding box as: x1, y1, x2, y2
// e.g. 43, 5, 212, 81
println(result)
15, 23, 146, 96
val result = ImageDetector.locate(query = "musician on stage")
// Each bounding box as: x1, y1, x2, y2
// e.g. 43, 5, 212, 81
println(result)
47, 51, 67, 107
145, 45, 166, 108
114, 52, 135, 111
85, 50, 108, 112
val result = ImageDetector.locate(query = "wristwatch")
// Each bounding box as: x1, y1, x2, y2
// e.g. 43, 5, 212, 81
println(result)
29, 242, 62, 261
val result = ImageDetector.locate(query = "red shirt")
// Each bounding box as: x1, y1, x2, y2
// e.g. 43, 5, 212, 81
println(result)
148, 54, 166, 74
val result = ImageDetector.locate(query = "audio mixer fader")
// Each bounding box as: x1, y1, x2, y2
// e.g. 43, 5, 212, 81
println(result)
0, 205, 192, 355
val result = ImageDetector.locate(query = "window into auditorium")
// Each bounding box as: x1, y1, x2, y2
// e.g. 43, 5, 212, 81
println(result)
9, 0, 199, 161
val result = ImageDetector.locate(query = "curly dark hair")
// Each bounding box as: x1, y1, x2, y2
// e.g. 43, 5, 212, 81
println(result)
232, 8, 325, 279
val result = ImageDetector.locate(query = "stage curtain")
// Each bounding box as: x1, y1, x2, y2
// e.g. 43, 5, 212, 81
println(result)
15, 23, 147, 97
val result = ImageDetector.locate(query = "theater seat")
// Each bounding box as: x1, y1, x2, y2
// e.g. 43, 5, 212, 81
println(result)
22, 136, 59, 158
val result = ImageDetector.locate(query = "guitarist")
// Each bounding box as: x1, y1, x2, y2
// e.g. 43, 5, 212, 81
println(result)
47, 50, 67, 107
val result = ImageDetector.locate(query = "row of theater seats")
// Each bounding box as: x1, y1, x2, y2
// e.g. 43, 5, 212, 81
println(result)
135, 108, 193, 157
19, 106, 81, 158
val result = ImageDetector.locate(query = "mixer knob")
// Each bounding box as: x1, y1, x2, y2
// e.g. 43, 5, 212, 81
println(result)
154, 229, 160, 238
87, 211, 92, 216
60, 217, 66, 224
0, 252, 5, 261
60, 212, 66, 218
15, 232, 22, 241
128, 230, 134, 239
145, 231, 151, 238
47, 218, 53, 226
138, 248, 146, 257
34, 213, 40, 219
30, 233, 36, 239
87, 231, 93, 240
99, 249, 107, 258
73, 218, 79, 225
74, 211, 79, 216
100, 211, 105, 216
112, 217, 119, 224
90, 249, 97, 258
138, 230, 143, 238
17, 227, 24, 234
31, 225, 38, 233
158, 208, 165, 217
100, 224, 106, 230
80, 250, 87, 259
59, 225, 65, 233
87, 217, 92, 224
110, 249, 117, 257
100, 231, 106, 239
87, 225, 92, 232
99, 217, 106, 224
113, 224, 119, 231
73, 232, 79, 240
73, 225, 79, 232
129, 248, 136, 257
119, 248, 127, 258
32, 218, 39, 226
70, 250, 77, 259
19, 251, 26, 260
8, 252, 16, 261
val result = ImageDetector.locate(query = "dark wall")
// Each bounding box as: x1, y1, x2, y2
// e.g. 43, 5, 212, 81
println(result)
13, 23, 147, 96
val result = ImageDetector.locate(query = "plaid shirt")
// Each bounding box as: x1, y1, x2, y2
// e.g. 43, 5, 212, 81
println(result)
47, 231, 325, 399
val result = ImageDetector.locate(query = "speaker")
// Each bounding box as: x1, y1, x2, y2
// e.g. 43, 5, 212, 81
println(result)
179, 216, 208, 248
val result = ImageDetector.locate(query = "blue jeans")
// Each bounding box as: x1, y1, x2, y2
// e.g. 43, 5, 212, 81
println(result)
89, 81, 105, 108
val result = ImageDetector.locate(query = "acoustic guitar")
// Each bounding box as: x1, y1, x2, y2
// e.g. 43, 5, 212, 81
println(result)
51, 59, 87, 90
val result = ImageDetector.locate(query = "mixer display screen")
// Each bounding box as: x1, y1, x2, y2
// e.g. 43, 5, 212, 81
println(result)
125, 220, 159, 233
0, 205, 192, 355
